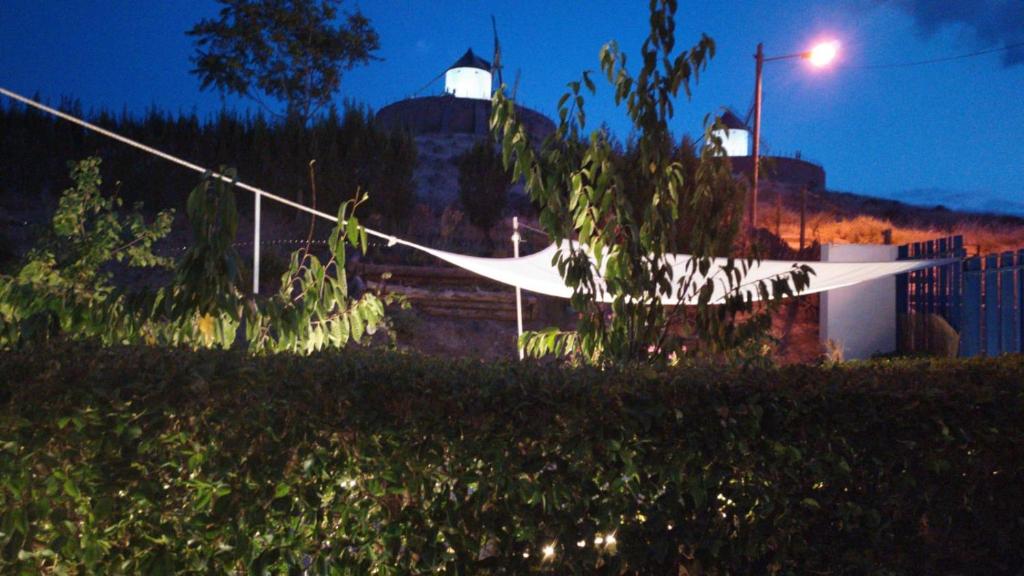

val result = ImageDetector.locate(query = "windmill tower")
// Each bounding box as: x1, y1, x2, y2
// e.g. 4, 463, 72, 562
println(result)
444, 49, 492, 100
442, 17, 505, 101
709, 110, 751, 157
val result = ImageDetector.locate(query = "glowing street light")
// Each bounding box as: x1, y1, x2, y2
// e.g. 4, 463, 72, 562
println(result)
749, 40, 839, 233
807, 41, 839, 68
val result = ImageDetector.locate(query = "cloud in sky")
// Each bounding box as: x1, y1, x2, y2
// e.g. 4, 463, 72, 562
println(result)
882, 0, 1024, 67
897, 188, 1024, 217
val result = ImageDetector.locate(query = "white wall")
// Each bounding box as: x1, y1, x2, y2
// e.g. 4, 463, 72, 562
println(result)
444, 67, 492, 100
820, 244, 899, 360
708, 128, 749, 157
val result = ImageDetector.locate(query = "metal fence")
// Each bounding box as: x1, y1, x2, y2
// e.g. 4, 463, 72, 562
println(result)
897, 235, 1024, 356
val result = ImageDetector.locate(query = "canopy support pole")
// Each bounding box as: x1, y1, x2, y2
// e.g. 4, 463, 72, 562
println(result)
512, 217, 524, 360
253, 192, 261, 294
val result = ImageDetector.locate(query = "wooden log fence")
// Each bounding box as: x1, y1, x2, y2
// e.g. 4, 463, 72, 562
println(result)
359, 262, 506, 290
369, 282, 536, 322
360, 262, 537, 322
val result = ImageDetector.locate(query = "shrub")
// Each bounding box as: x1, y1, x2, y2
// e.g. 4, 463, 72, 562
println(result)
0, 159, 392, 354
457, 140, 510, 252
1, 344, 1021, 573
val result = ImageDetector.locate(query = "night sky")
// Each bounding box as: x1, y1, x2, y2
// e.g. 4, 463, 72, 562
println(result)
2, 1, 1022, 215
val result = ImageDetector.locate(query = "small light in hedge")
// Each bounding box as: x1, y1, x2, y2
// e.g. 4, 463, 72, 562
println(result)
542, 544, 556, 559
667, 523, 674, 531
576, 540, 586, 548
594, 535, 604, 546
522, 551, 530, 559
605, 533, 617, 546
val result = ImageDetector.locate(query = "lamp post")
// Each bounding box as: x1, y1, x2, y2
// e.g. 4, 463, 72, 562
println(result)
749, 40, 838, 233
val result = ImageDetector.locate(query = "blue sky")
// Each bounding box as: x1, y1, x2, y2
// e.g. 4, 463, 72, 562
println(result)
1, 1, 1022, 214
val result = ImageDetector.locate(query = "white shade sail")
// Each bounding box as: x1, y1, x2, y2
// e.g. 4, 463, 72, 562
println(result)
401, 242, 953, 305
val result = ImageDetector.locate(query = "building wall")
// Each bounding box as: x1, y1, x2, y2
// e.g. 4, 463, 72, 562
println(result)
444, 67, 492, 100
375, 98, 554, 209
820, 244, 899, 360
710, 128, 750, 157
375, 96, 555, 143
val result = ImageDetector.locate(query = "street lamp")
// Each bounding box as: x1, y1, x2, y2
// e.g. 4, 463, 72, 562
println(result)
749, 40, 838, 233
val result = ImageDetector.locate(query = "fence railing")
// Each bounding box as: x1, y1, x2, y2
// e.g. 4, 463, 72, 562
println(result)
961, 250, 1024, 356
897, 235, 1024, 356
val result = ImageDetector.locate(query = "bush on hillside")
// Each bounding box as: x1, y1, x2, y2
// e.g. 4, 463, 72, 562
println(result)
1, 344, 1021, 573
0, 101, 417, 226
457, 141, 510, 252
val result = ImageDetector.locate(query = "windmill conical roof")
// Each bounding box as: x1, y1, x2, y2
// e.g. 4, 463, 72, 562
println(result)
448, 48, 491, 71
719, 110, 748, 130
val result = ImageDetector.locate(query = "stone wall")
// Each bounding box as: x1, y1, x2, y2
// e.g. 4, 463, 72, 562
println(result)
374, 95, 554, 143
728, 155, 827, 191
375, 96, 553, 209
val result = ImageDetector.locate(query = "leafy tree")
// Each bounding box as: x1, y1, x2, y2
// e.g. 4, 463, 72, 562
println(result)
0, 158, 394, 353
457, 141, 510, 251
246, 191, 395, 354
188, 0, 380, 125
163, 169, 247, 348
492, 1, 811, 364
0, 158, 173, 346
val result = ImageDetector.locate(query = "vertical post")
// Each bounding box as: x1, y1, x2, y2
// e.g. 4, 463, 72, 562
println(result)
937, 237, 948, 321
799, 183, 807, 252
917, 239, 925, 311
1018, 249, 1024, 353
999, 252, 1016, 353
896, 243, 908, 353
750, 42, 764, 234
253, 192, 261, 295
984, 254, 1000, 355
512, 217, 524, 360
910, 242, 922, 351
951, 236, 964, 334
962, 256, 982, 357
775, 187, 781, 239
924, 240, 935, 351
925, 240, 935, 315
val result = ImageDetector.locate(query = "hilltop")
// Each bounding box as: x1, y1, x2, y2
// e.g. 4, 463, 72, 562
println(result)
757, 182, 1024, 256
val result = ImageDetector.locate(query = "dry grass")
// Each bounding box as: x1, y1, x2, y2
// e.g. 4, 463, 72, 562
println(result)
763, 193, 1024, 256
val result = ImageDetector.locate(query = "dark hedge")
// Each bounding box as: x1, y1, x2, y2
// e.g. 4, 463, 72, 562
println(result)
1, 344, 1022, 574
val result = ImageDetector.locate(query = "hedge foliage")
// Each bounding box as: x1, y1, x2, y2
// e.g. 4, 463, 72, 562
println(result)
1, 344, 1022, 574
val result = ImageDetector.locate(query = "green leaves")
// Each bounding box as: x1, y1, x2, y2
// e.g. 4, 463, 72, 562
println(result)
0, 160, 393, 355
2, 346, 1022, 573
169, 170, 245, 347
493, 2, 810, 366
0, 158, 174, 348
188, 0, 381, 125
245, 192, 395, 355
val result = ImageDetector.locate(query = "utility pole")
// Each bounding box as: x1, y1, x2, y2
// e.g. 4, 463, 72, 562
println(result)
750, 42, 764, 234
799, 182, 807, 252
